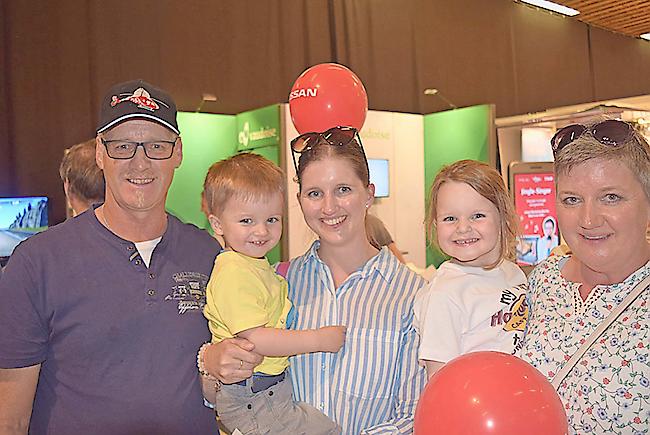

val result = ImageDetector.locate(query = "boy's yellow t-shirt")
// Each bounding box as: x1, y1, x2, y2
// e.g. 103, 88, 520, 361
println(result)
203, 250, 292, 375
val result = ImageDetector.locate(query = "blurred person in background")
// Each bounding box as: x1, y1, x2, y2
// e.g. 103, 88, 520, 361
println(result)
59, 139, 105, 217
365, 213, 407, 263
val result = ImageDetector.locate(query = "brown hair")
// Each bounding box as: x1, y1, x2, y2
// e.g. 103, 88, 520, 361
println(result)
295, 137, 369, 191
554, 121, 650, 201
59, 139, 105, 205
202, 152, 284, 216
426, 159, 518, 269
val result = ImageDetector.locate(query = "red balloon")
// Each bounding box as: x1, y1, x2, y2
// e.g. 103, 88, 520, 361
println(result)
289, 63, 368, 134
415, 352, 567, 435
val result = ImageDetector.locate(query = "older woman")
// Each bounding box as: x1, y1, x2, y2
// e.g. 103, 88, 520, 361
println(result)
520, 119, 650, 434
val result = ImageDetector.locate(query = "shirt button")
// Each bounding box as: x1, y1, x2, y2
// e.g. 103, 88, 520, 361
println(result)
148, 273, 155, 279
319, 403, 324, 410
147, 289, 155, 296
134, 259, 142, 265
127, 245, 135, 251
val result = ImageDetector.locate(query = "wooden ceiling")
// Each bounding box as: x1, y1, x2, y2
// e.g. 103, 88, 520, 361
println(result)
555, 0, 650, 38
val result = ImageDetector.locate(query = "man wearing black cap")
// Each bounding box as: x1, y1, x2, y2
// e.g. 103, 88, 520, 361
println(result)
0, 80, 222, 434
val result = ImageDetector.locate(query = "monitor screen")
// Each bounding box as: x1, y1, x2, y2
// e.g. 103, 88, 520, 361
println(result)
0, 196, 49, 258
368, 158, 389, 198
512, 173, 559, 266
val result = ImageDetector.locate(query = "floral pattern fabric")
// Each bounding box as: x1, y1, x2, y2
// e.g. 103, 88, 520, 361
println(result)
520, 255, 649, 434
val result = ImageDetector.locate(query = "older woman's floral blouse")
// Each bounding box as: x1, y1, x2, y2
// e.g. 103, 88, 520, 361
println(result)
520, 255, 649, 434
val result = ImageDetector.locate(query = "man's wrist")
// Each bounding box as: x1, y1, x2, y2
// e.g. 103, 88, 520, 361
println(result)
197, 342, 217, 379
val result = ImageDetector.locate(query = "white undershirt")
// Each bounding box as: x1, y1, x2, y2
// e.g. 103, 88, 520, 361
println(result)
134, 237, 162, 268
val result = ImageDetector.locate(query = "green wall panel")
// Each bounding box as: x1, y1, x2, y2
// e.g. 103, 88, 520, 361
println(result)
166, 112, 237, 230
236, 104, 281, 151
423, 104, 494, 267
167, 110, 281, 264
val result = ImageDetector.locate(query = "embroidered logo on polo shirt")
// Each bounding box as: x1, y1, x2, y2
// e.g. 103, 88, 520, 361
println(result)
110, 87, 163, 112
165, 271, 209, 315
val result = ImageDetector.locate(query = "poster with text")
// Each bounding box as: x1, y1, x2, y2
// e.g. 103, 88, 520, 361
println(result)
513, 172, 559, 266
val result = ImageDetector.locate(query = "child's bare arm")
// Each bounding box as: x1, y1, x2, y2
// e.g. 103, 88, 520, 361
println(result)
237, 325, 345, 357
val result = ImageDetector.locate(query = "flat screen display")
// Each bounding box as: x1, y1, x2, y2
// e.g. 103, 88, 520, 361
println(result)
368, 158, 389, 198
512, 173, 559, 266
0, 196, 49, 259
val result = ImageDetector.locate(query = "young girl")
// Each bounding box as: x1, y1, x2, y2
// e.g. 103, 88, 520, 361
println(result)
414, 159, 528, 378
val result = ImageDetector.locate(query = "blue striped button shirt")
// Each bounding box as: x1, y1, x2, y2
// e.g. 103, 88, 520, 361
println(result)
286, 241, 427, 434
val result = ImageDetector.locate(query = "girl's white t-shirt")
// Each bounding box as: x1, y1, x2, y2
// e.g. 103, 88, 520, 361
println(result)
413, 260, 528, 363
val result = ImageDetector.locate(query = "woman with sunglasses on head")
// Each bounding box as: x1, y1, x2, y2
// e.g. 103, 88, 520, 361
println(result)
204, 126, 427, 434
520, 119, 650, 434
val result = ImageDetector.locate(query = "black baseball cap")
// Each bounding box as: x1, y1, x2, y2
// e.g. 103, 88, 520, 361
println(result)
96, 79, 180, 134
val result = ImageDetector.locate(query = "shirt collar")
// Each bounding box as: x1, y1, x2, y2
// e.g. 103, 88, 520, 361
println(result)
89, 203, 176, 253
295, 240, 321, 271
365, 246, 396, 283
297, 240, 395, 284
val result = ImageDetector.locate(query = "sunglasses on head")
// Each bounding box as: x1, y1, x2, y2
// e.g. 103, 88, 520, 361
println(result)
290, 126, 369, 174
551, 119, 635, 156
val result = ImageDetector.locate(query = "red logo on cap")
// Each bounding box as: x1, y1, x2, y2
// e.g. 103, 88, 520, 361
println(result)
111, 87, 160, 111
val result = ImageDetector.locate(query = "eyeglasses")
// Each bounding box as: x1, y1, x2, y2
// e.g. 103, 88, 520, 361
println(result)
551, 120, 635, 156
290, 126, 368, 174
101, 138, 178, 160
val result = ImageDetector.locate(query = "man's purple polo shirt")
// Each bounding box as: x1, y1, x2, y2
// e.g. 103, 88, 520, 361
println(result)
0, 209, 221, 434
